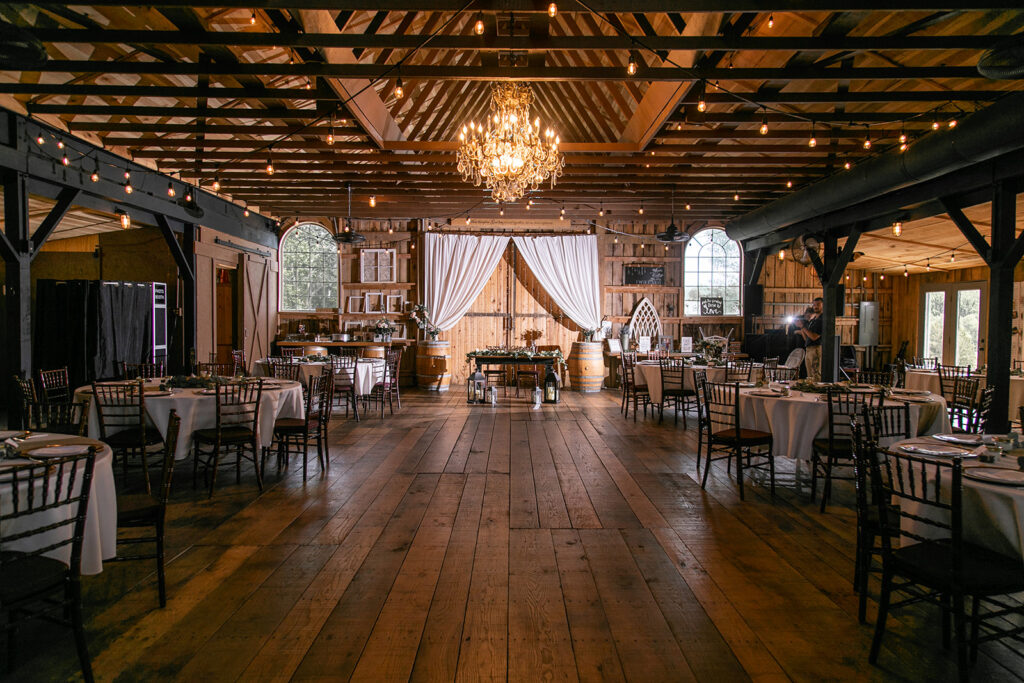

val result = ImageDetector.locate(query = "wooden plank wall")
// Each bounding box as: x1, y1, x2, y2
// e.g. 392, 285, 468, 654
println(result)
753, 254, 894, 357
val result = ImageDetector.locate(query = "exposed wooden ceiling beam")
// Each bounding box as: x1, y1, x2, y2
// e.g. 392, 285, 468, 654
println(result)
26, 28, 1003, 52
699, 91, 1008, 103
29, 61, 981, 80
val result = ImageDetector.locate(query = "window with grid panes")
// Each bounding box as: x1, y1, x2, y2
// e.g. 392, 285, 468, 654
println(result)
683, 228, 742, 316
279, 222, 338, 311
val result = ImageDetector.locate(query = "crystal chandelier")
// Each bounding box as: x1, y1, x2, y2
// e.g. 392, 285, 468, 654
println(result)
456, 83, 565, 204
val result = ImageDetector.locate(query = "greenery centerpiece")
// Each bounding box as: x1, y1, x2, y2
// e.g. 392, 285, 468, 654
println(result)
466, 347, 567, 373
163, 375, 232, 390
692, 338, 726, 365
791, 379, 841, 394
372, 318, 397, 341
409, 304, 442, 340
304, 354, 331, 363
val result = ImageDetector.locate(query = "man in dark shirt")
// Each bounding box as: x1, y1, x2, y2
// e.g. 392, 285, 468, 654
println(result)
795, 297, 823, 381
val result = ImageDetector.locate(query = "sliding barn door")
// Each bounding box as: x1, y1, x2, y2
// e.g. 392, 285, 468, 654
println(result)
240, 252, 277, 364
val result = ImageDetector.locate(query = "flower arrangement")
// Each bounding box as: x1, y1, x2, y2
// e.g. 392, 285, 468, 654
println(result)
373, 318, 397, 337
409, 304, 441, 340
304, 354, 331, 363
693, 338, 725, 362
466, 347, 566, 372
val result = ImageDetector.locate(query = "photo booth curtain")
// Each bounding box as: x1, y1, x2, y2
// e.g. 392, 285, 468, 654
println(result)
512, 235, 602, 330
424, 233, 510, 331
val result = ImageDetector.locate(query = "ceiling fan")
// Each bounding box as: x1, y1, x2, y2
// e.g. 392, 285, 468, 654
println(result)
789, 234, 821, 266
333, 184, 366, 244
656, 189, 690, 243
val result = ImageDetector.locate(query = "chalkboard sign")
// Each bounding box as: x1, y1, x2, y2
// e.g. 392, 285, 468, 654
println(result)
699, 297, 724, 316
624, 265, 665, 286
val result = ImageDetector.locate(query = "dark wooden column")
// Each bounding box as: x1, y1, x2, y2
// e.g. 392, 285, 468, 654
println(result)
985, 180, 1020, 433
2, 170, 30, 427
742, 247, 766, 335
155, 215, 197, 373
809, 227, 862, 382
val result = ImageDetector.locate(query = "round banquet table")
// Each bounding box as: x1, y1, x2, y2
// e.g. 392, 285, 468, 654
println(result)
889, 435, 1024, 563
0, 431, 116, 575
254, 358, 385, 396
905, 370, 1024, 421
632, 363, 728, 405
74, 379, 305, 461
738, 388, 951, 461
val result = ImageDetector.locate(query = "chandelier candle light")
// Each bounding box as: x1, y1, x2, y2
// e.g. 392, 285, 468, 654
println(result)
457, 83, 565, 204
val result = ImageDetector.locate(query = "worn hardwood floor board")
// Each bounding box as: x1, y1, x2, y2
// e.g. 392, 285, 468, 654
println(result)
396, 415, 449, 473
528, 420, 573, 530
543, 421, 602, 529
621, 527, 751, 681
88, 543, 266, 680
508, 528, 580, 682
486, 409, 512, 474
455, 473, 510, 682
556, 420, 643, 529
412, 410, 472, 473
550, 529, 627, 682
350, 474, 466, 682
410, 473, 487, 682
465, 411, 496, 473
444, 411, 483, 473
291, 473, 441, 680
578, 528, 699, 682
510, 418, 540, 529
172, 543, 338, 681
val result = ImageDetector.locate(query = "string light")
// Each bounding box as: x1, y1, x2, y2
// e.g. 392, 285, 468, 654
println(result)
525, 202, 531, 210
613, 235, 618, 243
880, 273, 885, 280
394, 78, 404, 99
664, 244, 669, 252
548, 2, 557, 17
124, 181, 133, 194
466, 215, 471, 225
36, 135, 44, 145
808, 121, 817, 148
369, 195, 376, 208
388, 221, 394, 234
926, 259, 931, 271
61, 153, 69, 166
410, 241, 416, 250
91, 170, 99, 182
250, 10, 256, 25
474, 14, 485, 35
598, 203, 604, 217
950, 250, 956, 263
733, 192, 740, 201
57, 140, 64, 150
326, 125, 334, 146
184, 190, 192, 202
892, 221, 902, 237
167, 182, 176, 197
844, 161, 852, 170
499, 205, 504, 216
696, 81, 707, 113
898, 129, 907, 145
904, 264, 909, 277
759, 109, 768, 135
124, 169, 130, 180
243, 207, 250, 217
685, 203, 691, 211
786, 179, 793, 189
862, 129, 872, 150
932, 120, 940, 130
638, 202, 644, 215
778, 249, 786, 261
948, 117, 958, 128
627, 54, 638, 76
767, 13, 774, 28
117, 210, 130, 230
212, 177, 221, 192
266, 149, 274, 175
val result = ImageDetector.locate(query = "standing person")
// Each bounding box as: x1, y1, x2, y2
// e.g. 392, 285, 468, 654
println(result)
795, 297, 823, 381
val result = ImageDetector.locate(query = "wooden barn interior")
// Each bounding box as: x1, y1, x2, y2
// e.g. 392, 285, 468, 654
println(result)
2, 2, 1024, 681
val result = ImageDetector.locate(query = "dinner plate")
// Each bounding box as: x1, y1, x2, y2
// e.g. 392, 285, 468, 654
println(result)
963, 467, 1024, 486
933, 433, 983, 445
891, 389, 930, 396
145, 390, 173, 397
198, 388, 219, 395
748, 390, 787, 398
737, 382, 756, 388
899, 443, 974, 457
24, 444, 90, 457
897, 396, 934, 403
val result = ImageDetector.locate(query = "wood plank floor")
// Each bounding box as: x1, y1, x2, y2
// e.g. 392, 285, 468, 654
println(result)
11, 389, 1024, 682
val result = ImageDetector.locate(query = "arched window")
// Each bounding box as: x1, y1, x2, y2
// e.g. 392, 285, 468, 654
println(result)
279, 222, 338, 311
683, 228, 742, 315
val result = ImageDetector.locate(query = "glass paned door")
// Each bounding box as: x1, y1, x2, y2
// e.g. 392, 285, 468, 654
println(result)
919, 282, 987, 369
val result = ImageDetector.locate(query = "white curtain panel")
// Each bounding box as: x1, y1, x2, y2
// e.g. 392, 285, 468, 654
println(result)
512, 234, 602, 330
424, 233, 510, 331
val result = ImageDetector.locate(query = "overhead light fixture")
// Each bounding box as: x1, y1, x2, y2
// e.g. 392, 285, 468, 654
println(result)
525, 202, 531, 210
117, 210, 130, 230
474, 14, 485, 35
327, 125, 334, 146
880, 272, 885, 280
394, 77, 404, 99
655, 189, 690, 244
926, 259, 931, 271
548, 2, 557, 17
388, 221, 394, 234
733, 192, 740, 201
466, 215, 471, 225
456, 83, 563, 204
57, 139, 64, 150
499, 205, 504, 216
900, 142, 909, 152
333, 186, 366, 244
369, 195, 376, 208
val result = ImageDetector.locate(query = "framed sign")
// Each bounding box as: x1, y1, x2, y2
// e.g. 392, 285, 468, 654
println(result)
680, 336, 693, 353
624, 264, 666, 286
699, 297, 724, 316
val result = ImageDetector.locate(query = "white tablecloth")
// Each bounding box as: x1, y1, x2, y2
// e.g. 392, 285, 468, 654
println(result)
893, 437, 1024, 562
737, 389, 951, 461
254, 359, 385, 396
905, 370, 1023, 421
0, 431, 116, 575
75, 380, 305, 461
633, 364, 728, 404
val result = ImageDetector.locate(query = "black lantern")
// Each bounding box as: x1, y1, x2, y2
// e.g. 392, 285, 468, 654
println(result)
543, 365, 560, 404
467, 369, 487, 404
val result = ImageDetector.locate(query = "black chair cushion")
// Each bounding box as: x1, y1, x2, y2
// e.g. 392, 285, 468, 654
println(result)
273, 417, 306, 433
116, 493, 161, 527
106, 427, 163, 449
193, 426, 255, 443
0, 552, 67, 604
892, 539, 1024, 595
711, 428, 772, 445
812, 437, 853, 456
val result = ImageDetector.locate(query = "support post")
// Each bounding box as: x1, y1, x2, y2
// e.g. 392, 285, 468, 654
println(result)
821, 234, 839, 382
182, 223, 197, 372
986, 180, 1018, 433
742, 247, 766, 335
2, 170, 31, 427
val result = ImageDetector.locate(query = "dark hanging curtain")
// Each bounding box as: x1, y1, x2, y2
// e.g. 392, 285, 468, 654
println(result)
34, 279, 152, 386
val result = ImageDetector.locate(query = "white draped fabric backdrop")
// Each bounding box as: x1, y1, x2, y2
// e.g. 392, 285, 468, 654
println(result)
423, 232, 602, 333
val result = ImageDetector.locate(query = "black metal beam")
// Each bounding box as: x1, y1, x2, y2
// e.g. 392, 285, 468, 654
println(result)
675, 111, 972, 124
27, 104, 325, 119
29, 187, 79, 258
986, 179, 1019, 433
25, 0, 1024, 10
27, 61, 980, 81
700, 91, 1006, 104
182, 223, 197, 368
155, 214, 195, 281
3, 168, 31, 427
0, 83, 339, 100
24, 28, 1000, 52
939, 196, 993, 264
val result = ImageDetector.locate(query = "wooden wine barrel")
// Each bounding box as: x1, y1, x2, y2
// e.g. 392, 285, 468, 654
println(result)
416, 340, 451, 391
362, 345, 386, 359
569, 341, 604, 392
